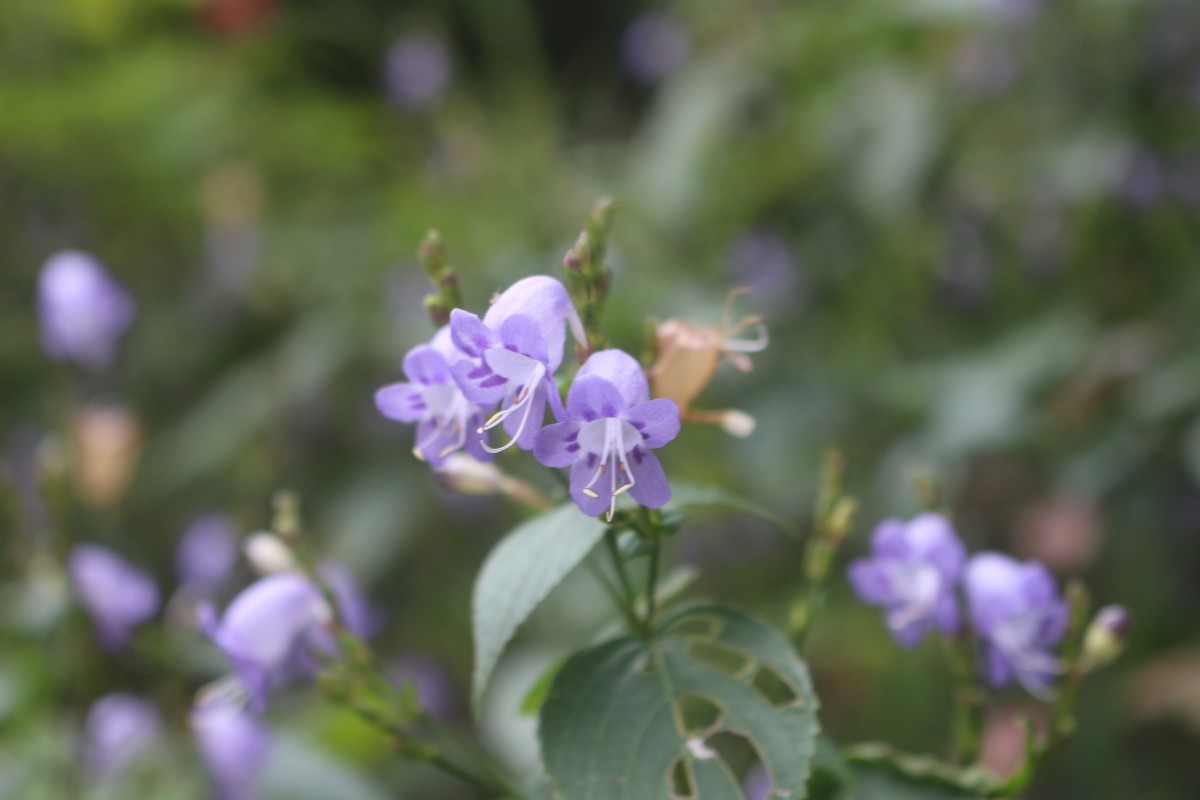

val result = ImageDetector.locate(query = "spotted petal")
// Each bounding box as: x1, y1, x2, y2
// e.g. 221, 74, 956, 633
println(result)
375, 382, 427, 423
403, 344, 451, 386
626, 398, 681, 448
450, 309, 499, 358
533, 421, 584, 468
566, 375, 628, 422
497, 314, 550, 365
568, 456, 613, 518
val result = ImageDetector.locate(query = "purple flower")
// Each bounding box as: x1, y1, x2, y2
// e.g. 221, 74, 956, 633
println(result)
176, 514, 239, 594
384, 31, 453, 110
847, 513, 966, 648
318, 561, 384, 640
375, 326, 491, 466
38, 250, 136, 370
68, 545, 159, 650
85, 693, 161, 781
199, 574, 334, 711
534, 349, 680, 520
450, 276, 584, 453
191, 701, 271, 800
965, 553, 1069, 696
620, 13, 690, 85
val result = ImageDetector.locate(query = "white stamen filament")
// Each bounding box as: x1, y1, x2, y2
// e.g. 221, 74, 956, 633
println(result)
721, 322, 770, 353
581, 419, 636, 521
479, 365, 546, 454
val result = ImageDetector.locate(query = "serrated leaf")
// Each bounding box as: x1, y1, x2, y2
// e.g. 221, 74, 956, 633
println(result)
669, 481, 798, 538
472, 504, 608, 712
539, 604, 819, 799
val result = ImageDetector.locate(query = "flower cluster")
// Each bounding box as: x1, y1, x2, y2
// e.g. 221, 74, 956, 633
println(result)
849, 513, 1070, 696
376, 275, 683, 520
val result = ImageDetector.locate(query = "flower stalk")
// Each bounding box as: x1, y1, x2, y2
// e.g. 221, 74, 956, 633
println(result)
418, 229, 463, 327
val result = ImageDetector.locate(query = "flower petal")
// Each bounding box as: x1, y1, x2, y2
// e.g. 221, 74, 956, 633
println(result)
567, 374, 627, 422
451, 358, 509, 405
569, 456, 611, 518
497, 314, 550, 365
627, 446, 670, 508
402, 344, 451, 386
534, 421, 584, 468
626, 398, 681, 448
847, 559, 896, 606
449, 309, 498, 357
481, 276, 573, 370
576, 349, 650, 407
375, 382, 427, 423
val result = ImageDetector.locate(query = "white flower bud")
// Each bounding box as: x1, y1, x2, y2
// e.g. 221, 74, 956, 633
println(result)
243, 532, 299, 576
718, 409, 757, 438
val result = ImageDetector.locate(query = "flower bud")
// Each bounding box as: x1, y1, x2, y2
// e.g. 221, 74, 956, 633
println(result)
244, 532, 299, 576
1079, 604, 1131, 673
70, 403, 141, 509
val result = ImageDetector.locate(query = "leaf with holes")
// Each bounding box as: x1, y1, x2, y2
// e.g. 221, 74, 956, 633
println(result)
472, 504, 609, 713
539, 603, 819, 799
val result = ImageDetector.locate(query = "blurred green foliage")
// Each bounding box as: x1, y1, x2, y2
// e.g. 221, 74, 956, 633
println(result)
2, 0, 1200, 797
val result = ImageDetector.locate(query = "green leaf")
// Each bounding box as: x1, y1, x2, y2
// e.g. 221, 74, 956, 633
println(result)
843, 744, 996, 800
539, 604, 819, 799
472, 504, 608, 712
669, 482, 799, 538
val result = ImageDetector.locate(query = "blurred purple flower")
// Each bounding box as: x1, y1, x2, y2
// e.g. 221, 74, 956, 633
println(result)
384, 31, 452, 109
449, 276, 584, 453
85, 693, 161, 781
621, 12, 690, 85
990, 0, 1044, 24
742, 763, 772, 800
69, 545, 159, 650
177, 514, 239, 594
38, 250, 136, 370
965, 552, 1069, 696
727, 229, 803, 316
534, 349, 680, 521
318, 561, 385, 640
376, 326, 491, 467
389, 653, 456, 721
192, 701, 271, 800
199, 573, 334, 711
847, 513, 966, 648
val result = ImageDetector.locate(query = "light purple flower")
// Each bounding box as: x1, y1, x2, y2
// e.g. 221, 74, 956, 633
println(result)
191, 701, 271, 800
85, 693, 161, 781
847, 513, 966, 648
534, 349, 679, 520
177, 514, 239, 594
727, 229, 803, 315
199, 574, 334, 711
620, 12, 690, 85
375, 326, 491, 466
965, 552, 1069, 696
318, 561, 384, 641
384, 31, 453, 109
450, 276, 584, 453
38, 250, 136, 370
69, 545, 159, 650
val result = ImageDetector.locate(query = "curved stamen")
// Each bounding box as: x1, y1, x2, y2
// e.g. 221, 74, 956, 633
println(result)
476, 365, 546, 453
722, 322, 770, 354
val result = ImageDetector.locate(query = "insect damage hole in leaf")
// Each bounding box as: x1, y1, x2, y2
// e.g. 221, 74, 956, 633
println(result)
687, 641, 752, 677
539, 604, 819, 800
670, 757, 696, 799
677, 693, 727, 737
751, 665, 801, 709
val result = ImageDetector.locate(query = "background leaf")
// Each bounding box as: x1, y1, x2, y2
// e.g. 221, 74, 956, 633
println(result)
539, 603, 819, 799
668, 481, 799, 538
472, 504, 608, 712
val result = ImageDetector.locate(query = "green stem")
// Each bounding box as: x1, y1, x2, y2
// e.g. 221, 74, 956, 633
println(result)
644, 540, 661, 627
604, 528, 649, 637
945, 635, 985, 765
